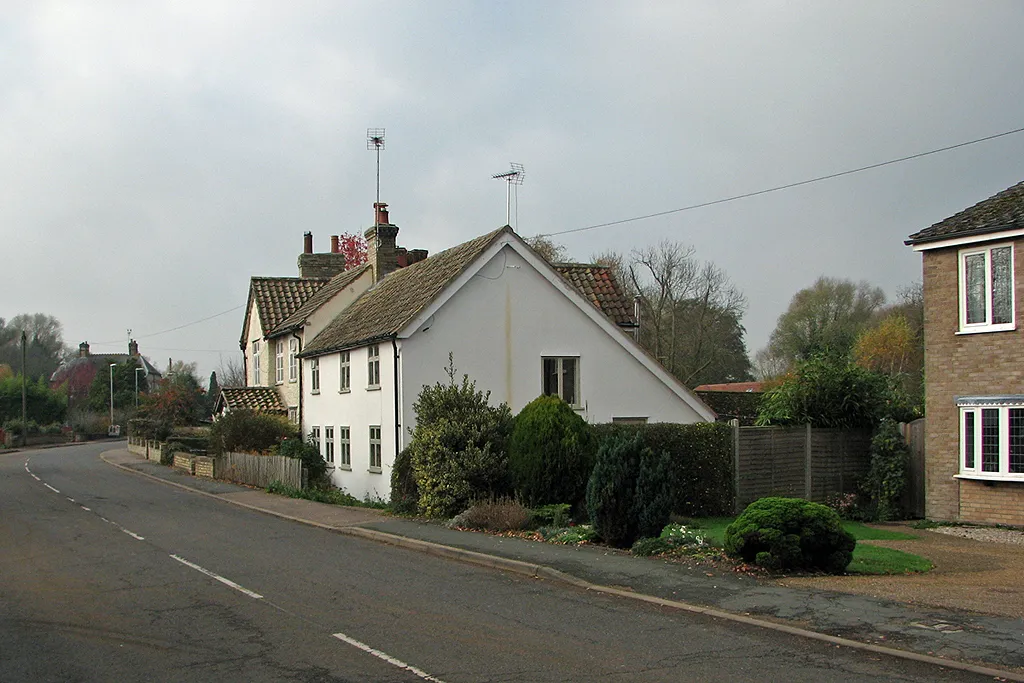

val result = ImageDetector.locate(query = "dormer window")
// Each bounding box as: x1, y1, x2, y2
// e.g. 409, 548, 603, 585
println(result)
959, 243, 1014, 333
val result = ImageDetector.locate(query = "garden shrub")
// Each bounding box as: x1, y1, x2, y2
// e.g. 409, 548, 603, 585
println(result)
508, 395, 597, 507
631, 523, 709, 557
591, 422, 733, 517
861, 418, 908, 521
406, 357, 513, 518
127, 417, 170, 441
586, 432, 643, 547
538, 525, 597, 544
634, 447, 673, 540
275, 434, 328, 487
532, 503, 571, 528
208, 409, 296, 455
389, 446, 419, 515
3, 418, 39, 436
449, 497, 532, 531
162, 441, 184, 466
724, 497, 855, 573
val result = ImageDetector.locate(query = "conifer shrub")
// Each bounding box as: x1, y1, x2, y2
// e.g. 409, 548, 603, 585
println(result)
724, 497, 855, 573
389, 446, 419, 515
508, 395, 597, 507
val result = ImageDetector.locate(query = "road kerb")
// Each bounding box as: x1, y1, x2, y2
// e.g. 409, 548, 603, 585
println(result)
99, 450, 1024, 682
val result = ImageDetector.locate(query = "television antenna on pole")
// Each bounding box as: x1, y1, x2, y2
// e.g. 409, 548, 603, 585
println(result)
492, 162, 524, 228
367, 128, 386, 211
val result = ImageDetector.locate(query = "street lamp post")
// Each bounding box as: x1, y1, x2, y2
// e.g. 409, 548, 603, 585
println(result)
135, 367, 146, 407
109, 363, 117, 427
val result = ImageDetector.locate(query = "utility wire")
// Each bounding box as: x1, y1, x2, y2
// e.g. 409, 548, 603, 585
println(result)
539, 126, 1024, 238
91, 304, 244, 345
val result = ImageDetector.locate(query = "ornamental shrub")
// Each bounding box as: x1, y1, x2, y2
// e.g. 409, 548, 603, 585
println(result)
389, 446, 419, 515
208, 409, 297, 455
586, 432, 643, 547
724, 497, 855, 574
862, 418, 908, 521
508, 395, 597, 507
276, 434, 328, 487
634, 447, 673, 540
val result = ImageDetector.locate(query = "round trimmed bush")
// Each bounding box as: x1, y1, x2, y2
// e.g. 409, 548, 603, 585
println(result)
509, 395, 597, 507
724, 497, 855, 574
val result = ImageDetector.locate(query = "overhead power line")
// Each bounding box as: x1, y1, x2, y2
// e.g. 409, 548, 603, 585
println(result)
538, 125, 1024, 238
91, 304, 244, 345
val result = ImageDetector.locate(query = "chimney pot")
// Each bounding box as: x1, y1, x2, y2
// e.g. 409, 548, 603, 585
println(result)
374, 202, 389, 226
303, 232, 313, 254
330, 235, 340, 253
128, 339, 139, 357
79, 341, 90, 358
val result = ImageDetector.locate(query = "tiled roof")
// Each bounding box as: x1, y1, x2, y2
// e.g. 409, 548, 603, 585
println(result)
244, 277, 328, 345
50, 354, 161, 384
694, 381, 764, 393
302, 228, 508, 355
907, 180, 1024, 244
217, 386, 287, 414
270, 264, 372, 337
553, 263, 637, 327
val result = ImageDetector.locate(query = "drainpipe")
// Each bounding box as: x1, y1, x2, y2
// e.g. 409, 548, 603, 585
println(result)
391, 336, 401, 462
293, 332, 303, 433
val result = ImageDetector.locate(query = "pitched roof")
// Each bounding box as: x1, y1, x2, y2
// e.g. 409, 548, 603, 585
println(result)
907, 180, 1024, 245
243, 276, 328, 345
302, 228, 507, 355
216, 386, 287, 414
553, 263, 637, 327
50, 353, 161, 385
270, 264, 372, 337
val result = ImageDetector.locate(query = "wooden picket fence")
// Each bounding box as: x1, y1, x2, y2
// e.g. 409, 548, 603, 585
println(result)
215, 452, 302, 489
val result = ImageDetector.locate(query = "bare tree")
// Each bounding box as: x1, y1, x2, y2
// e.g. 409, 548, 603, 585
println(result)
216, 354, 246, 388
525, 235, 568, 263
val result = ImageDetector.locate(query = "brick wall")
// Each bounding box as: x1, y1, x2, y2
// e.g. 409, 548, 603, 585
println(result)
922, 240, 1024, 522
959, 479, 1024, 526
194, 455, 215, 478
173, 452, 195, 474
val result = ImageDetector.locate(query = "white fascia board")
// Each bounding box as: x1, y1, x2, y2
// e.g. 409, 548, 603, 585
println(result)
911, 227, 1024, 252
398, 231, 717, 422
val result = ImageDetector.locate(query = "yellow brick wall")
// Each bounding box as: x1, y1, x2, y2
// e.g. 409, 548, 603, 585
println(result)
959, 479, 1024, 526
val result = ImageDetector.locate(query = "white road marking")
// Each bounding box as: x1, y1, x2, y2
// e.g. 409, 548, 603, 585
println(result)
44, 483, 60, 493
332, 632, 447, 682
80, 506, 91, 511
30, 474, 40, 481
121, 529, 145, 541
170, 555, 264, 599
66, 497, 76, 503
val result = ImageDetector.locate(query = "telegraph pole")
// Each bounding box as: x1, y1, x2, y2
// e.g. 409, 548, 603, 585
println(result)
20, 331, 27, 447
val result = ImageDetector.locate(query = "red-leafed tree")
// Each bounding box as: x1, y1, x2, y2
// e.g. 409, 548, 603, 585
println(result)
338, 233, 368, 268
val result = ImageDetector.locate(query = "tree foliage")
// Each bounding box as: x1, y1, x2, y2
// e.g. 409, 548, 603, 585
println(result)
0, 314, 69, 381
338, 232, 368, 268
138, 362, 207, 427
209, 409, 297, 454
0, 374, 65, 425
88, 358, 147, 412
862, 418, 909, 521
525, 235, 568, 263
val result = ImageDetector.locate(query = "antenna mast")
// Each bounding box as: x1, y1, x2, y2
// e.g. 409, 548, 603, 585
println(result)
367, 128, 386, 220
492, 162, 524, 228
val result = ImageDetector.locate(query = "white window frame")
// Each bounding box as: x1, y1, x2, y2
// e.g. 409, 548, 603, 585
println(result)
288, 338, 298, 383
958, 399, 1024, 481
324, 426, 334, 464
275, 340, 285, 384
311, 426, 321, 455
251, 341, 261, 386
958, 242, 1015, 334
367, 345, 380, 389
338, 426, 351, 469
339, 351, 351, 392
287, 406, 298, 424
310, 357, 320, 394
541, 356, 581, 407
369, 425, 382, 472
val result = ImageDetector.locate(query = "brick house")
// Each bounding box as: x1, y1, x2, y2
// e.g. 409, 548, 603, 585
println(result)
906, 180, 1024, 525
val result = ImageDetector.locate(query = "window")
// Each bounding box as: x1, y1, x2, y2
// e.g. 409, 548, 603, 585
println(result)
288, 338, 298, 382
287, 406, 298, 424
959, 243, 1014, 332
367, 345, 380, 388
251, 341, 261, 385
324, 426, 334, 464
311, 357, 320, 393
275, 340, 285, 384
311, 426, 321, 455
612, 416, 648, 425
369, 425, 382, 471
542, 357, 579, 406
959, 399, 1024, 480
339, 351, 350, 392
338, 426, 351, 468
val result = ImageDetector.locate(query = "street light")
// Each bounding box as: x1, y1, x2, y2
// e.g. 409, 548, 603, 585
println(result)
109, 363, 117, 427
135, 367, 146, 407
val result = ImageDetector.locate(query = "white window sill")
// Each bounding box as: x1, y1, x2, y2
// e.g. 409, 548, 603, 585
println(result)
275, 381, 283, 386
956, 323, 1016, 335
955, 473, 1024, 483
368, 467, 382, 474
339, 388, 351, 394
337, 464, 352, 471
366, 385, 381, 391
288, 379, 297, 384
311, 390, 320, 395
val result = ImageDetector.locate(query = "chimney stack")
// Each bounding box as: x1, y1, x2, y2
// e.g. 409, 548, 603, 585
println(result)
365, 202, 400, 282
79, 341, 90, 358
303, 232, 313, 254
298, 232, 346, 278
128, 339, 139, 357
330, 235, 340, 253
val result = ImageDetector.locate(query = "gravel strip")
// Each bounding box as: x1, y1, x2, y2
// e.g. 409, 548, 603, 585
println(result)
928, 525, 1024, 545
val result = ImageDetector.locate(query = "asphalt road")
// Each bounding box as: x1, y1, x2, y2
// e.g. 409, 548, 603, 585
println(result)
0, 443, 990, 682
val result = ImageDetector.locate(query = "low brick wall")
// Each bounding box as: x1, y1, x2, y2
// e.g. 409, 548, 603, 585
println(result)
194, 455, 215, 478
173, 452, 195, 474
127, 437, 147, 456
148, 441, 163, 462
959, 479, 1024, 527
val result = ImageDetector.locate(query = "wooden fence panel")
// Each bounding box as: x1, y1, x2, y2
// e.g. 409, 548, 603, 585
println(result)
736, 426, 806, 509
809, 429, 872, 502
902, 419, 926, 518
214, 452, 302, 489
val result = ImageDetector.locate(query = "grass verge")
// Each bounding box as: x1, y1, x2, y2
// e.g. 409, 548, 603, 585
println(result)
266, 480, 389, 509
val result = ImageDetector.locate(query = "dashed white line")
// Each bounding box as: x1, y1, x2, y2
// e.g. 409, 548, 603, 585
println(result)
170, 555, 264, 599
29, 473, 40, 481
80, 506, 91, 512
121, 529, 145, 541
44, 483, 60, 493
332, 632, 447, 682
66, 497, 76, 503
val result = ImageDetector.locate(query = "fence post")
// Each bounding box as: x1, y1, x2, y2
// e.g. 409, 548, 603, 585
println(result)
804, 423, 813, 500
731, 419, 741, 514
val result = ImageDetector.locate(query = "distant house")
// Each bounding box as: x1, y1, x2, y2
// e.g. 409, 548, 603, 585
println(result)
906, 180, 1024, 525
50, 339, 162, 410
297, 208, 714, 501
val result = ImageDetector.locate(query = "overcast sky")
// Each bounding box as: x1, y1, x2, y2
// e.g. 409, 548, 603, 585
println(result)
4, 1, 1024, 381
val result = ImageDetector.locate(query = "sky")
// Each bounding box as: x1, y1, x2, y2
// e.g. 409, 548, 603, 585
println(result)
3, 1, 1024, 382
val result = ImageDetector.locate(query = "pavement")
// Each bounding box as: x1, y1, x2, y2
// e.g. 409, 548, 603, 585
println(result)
101, 447, 1024, 681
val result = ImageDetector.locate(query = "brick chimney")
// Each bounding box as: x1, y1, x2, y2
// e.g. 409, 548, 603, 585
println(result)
330, 235, 339, 253
128, 339, 139, 356
79, 341, 90, 358
297, 231, 347, 278
365, 202, 400, 282
303, 232, 313, 254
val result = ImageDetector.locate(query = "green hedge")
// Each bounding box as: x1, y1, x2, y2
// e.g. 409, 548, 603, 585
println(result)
592, 422, 733, 517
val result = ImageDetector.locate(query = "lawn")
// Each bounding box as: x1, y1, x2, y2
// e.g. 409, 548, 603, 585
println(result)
688, 517, 930, 575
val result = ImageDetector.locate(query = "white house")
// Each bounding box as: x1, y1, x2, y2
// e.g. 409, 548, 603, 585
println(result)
298, 216, 714, 502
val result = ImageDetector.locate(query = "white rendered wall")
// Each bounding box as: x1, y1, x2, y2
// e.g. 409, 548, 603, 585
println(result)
244, 304, 269, 387
302, 342, 396, 502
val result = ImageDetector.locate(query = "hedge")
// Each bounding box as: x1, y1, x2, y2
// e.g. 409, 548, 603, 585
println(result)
592, 422, 733, 517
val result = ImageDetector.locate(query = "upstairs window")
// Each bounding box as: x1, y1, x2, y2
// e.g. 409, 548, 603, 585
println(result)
960, 243, 1014, 333
311, 357, 320, 393
251, 341, 261, 386
367, 345, 380, 388
275, 340, 285, 384
542, 357, 579, 407
959, 400, 1024, 480
288, 338, 298, 382
339, 351, 351, 392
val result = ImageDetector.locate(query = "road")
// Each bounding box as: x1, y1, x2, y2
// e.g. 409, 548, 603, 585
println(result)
0, 443, 989, 682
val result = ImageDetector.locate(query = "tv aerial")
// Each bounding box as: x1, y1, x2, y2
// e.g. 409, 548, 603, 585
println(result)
367, 128, 386, 210
492, 162, 524, 228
